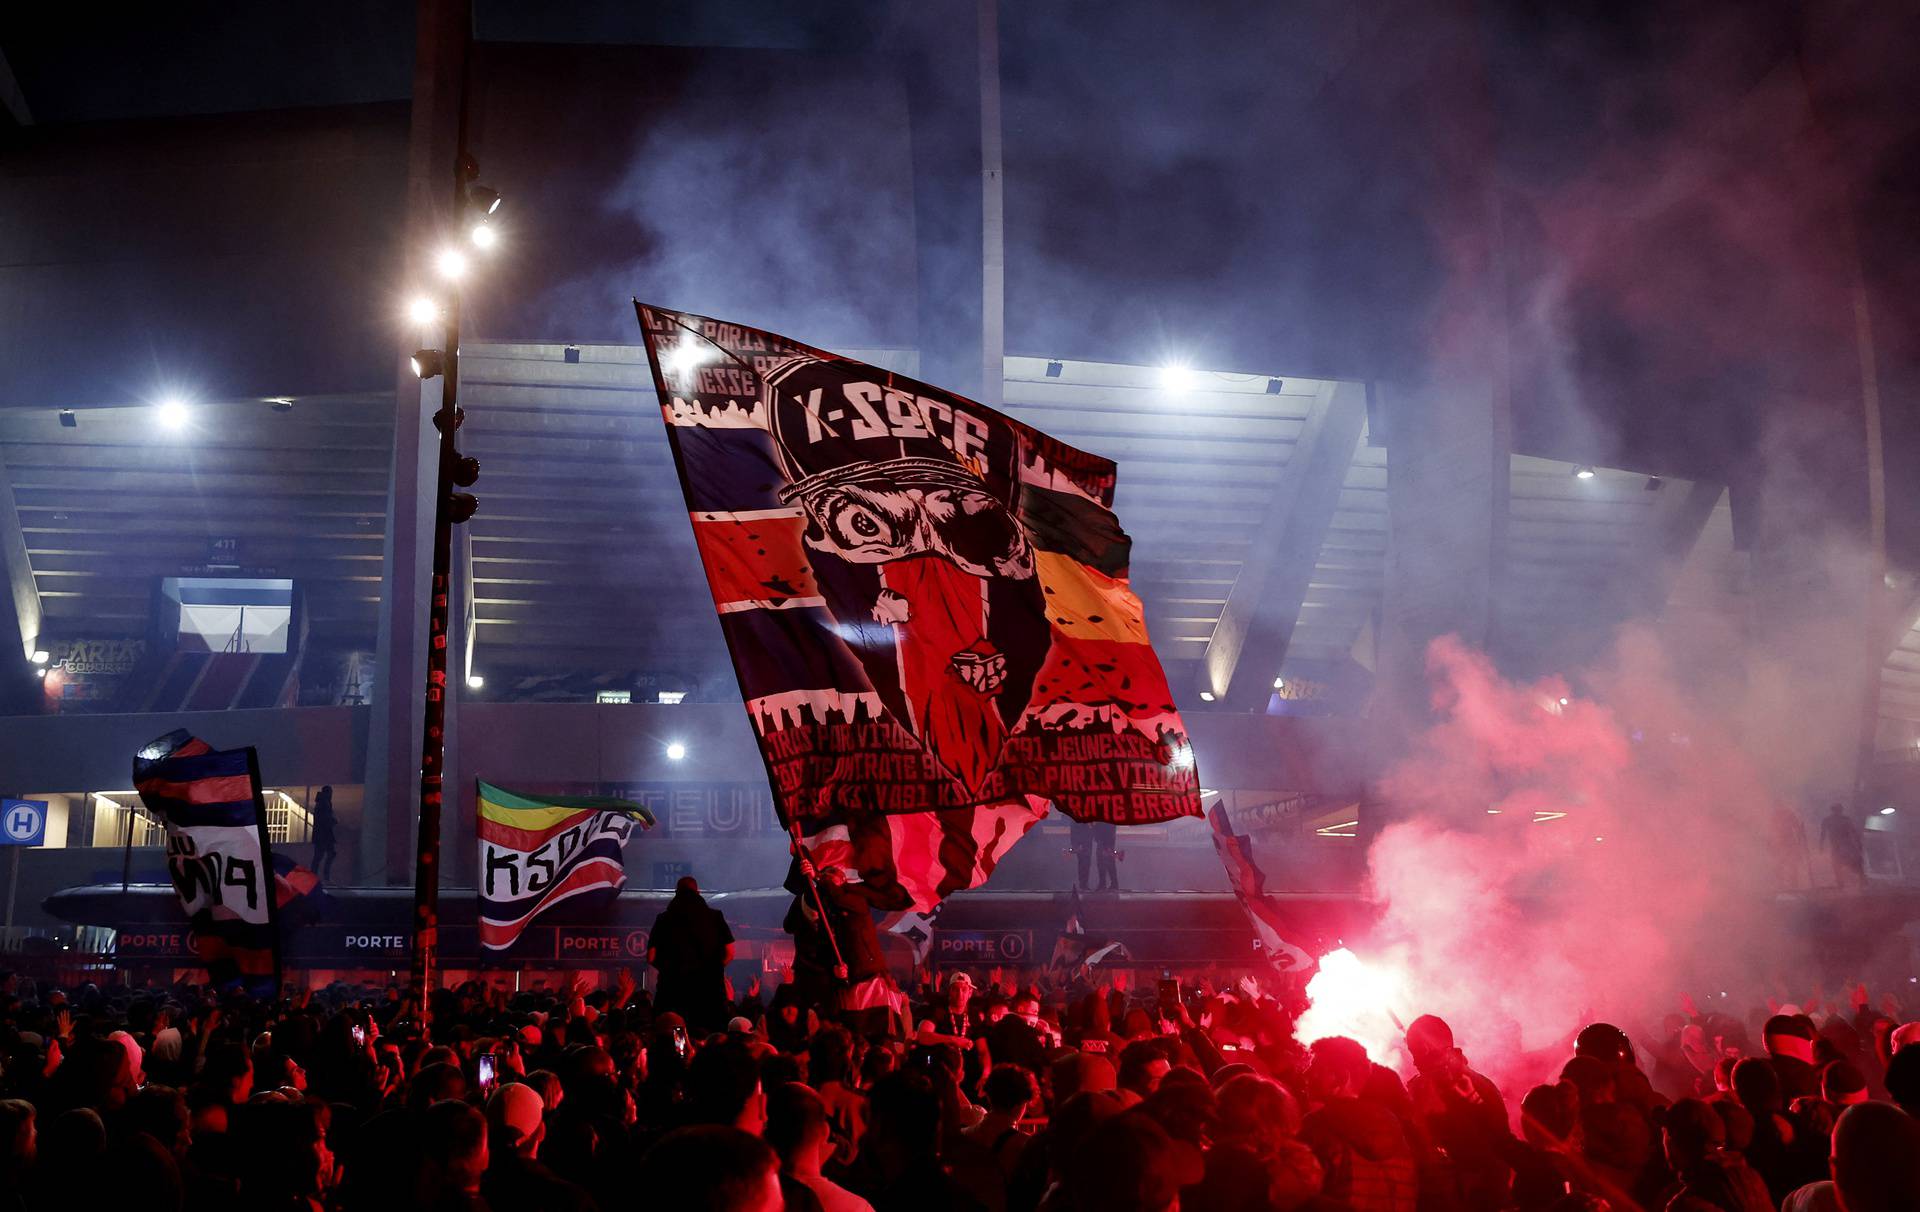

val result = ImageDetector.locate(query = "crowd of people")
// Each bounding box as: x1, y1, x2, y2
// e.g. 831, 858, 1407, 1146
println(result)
5, 957, 1920, 1212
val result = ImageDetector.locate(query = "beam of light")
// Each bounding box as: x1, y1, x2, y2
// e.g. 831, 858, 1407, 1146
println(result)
406, 296, 440, 326
1296, 947, 1407, 1064
1159, 363, 1197, 393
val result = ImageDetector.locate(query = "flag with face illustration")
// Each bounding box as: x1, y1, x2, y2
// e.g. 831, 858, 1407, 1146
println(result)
637, 304, 1201, 894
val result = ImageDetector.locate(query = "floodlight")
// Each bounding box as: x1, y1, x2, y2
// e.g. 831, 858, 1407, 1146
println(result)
470, 223, 498, 250
412, 349, 445, 380
155, 397, 190, 430
1881, 806, 1897, 816
1198, 690, 1216, 702
406, 296, 440, 326
1160, 363, 1195, 393
31, 650, 49, 665
666, 741, 687, 761
467, 184, 502, 216
1273, 677, 1286, 690
1573, 465, 1596, 480
466, 673, 484, 690
435, 247, 469, 280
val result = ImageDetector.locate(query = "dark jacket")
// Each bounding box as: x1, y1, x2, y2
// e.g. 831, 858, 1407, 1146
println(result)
649, 889, 734, 1029
1666, 1150, 1774, 1212
1300, 1097, 1419, 1212
482, 1152, 599, 1212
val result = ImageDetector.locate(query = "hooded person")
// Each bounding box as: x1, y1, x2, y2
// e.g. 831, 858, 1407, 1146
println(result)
1662, 1097, 1772, 1212
647, 877, 736, 1033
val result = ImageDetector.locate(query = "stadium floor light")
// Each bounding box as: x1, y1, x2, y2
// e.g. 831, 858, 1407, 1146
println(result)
666, 741, 688, 761
412, 349, 445, 380
1573, 465, 1596, 480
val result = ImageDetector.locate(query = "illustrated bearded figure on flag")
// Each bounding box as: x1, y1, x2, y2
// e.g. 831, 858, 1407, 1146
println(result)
638, 304, 1203, 910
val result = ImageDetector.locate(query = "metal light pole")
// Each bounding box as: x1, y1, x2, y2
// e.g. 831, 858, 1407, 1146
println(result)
405, 125, 487, 1022
406, 287, 462, 1018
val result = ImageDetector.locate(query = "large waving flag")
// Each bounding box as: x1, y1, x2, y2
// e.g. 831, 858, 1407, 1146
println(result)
1208, 801, 1319, 975
636, 305, 1201, 879
477, 781, 654, 951
132, 730, 281, 995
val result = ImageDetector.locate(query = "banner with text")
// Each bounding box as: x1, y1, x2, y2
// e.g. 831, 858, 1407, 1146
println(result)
131, 730, 280, 995
477, 781, 655, 951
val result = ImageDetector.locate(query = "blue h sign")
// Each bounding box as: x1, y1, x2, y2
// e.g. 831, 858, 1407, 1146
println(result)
1, 799, 48, 847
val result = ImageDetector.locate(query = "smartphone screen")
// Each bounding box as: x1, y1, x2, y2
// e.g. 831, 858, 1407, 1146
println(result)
1157, 977, 1180, 1012
476, 1053, 497, 1092
351, 1023, 367, 1047
672, 1025, 689, 1058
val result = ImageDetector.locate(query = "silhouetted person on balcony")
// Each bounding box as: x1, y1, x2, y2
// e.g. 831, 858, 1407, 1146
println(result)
1070, 820, 1119, 891
1819, 803, 1864, 891
311, 785, 337, 882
